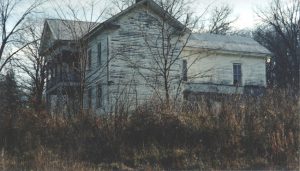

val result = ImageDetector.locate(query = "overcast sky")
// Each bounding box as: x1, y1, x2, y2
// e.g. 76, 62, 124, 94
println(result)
38, 0, 275, 30
8, 0, 277, 33
192, 0, 273, 29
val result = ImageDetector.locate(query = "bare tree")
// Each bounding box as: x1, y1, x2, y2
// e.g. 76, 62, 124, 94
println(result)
108, 0, 220, 109
110, 0, 204, 108
14, 18, 46, 112
255, 0, 300, 93
207, 4, 236, 35
0, 0, 44, 73
146, 0, 193, 107
110, 0, 135, 12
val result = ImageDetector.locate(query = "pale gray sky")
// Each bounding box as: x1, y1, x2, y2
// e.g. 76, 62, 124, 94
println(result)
31, 0, 277, 30
192, 0, 273, 29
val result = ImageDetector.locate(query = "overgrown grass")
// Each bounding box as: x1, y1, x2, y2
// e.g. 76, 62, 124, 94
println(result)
0, 90, 299, 170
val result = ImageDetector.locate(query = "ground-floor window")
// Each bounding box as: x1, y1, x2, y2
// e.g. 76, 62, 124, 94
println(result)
96, 84, 102, 108
88, 88, 92, 109
233, 63, 242, 86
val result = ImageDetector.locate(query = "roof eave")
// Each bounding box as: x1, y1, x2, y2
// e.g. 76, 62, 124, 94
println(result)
184, 46, 272, 58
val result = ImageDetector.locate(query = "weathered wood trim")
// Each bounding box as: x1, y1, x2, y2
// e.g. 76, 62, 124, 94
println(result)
107, 35, 111, 112
184, 47, 271, 58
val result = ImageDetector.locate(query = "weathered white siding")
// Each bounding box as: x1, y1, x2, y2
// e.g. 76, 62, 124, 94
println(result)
182, 49, 267, 94
84, 31, 110, 113
109, 6, 182, 109
84, 4, 269, 114
184, 50, 266, 86
85, 6, 182, 114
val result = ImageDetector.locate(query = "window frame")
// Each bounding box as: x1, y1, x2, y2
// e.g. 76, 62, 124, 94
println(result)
233, 63, 242, 86
182, 59, 188, 81
97, 42, 102, 66
96, 83, 103, 108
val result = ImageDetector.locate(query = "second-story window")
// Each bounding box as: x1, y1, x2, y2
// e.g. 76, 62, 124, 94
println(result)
233, 63, 242, 86
97, 42, 102, 66
182, 59, 187, 81
87, 49, 92, 70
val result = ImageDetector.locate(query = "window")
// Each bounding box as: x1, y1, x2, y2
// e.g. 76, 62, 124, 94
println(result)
233, 63, 242, 86
87, 49, 92, 69
88, 89, 92, 109
96, 84, 103, 108
97, 42, 102, 66
182, 59, 187, 81
53, 68, 56, 78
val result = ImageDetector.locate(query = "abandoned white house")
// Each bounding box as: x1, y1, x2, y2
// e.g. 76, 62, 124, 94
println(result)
39, 0, 271, 115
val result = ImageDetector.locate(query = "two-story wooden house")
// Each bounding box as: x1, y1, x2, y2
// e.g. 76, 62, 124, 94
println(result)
40, 0, 271, 115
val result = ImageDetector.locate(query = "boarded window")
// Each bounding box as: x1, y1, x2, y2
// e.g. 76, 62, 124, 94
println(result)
182, 59, 187, 81
87, 49, 92, 69
96, 84, 102, 108
88, 89, 92, 109
97, 42, 102, 66
233, 63, 242, 86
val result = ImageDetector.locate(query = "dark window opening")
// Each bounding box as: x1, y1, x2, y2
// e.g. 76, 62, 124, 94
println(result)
97, 42, 102, 66
233, 63, 242, 86
96, 84, 102, 108
182, 59, 187, 81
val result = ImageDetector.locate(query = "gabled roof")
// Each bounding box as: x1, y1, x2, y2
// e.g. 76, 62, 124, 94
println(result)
44, 19, 98, 41
84, 0, 187, 39
187, 33, 271, 56
39, 0, 186, 54
39, 19, 98, 55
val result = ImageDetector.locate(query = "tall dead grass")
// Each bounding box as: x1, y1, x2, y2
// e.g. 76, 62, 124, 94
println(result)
0, 90, 299, 170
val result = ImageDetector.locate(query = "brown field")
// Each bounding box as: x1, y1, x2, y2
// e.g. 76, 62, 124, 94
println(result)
0, 91, 299, 170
